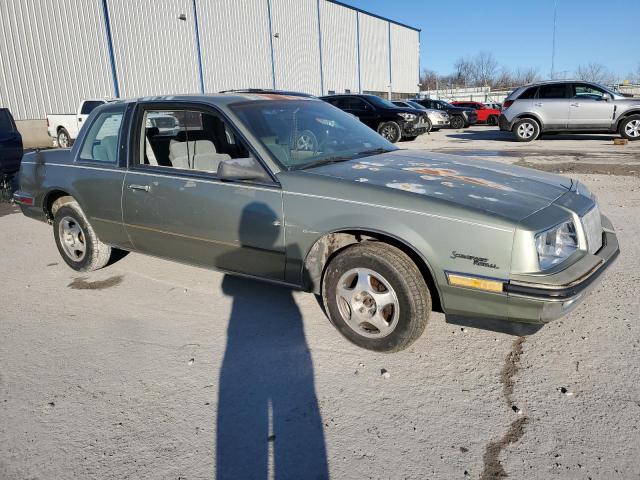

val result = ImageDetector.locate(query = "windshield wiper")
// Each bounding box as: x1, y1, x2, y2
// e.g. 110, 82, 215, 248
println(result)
355, 147, 394, 157
298, 155, 354, 170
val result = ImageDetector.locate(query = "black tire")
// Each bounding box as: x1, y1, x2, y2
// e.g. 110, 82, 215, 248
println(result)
619, 115, 640, 141
57, 128, 73, 148
450, 115, 465, 129
513, 118, 540, 142
487, 115, 499, 126
53, 200, 112, 272
322, 242, 431, 352
377, 121, 402, 143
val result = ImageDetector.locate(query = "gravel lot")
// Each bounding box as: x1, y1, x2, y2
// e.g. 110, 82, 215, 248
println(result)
1, 127, 639, 479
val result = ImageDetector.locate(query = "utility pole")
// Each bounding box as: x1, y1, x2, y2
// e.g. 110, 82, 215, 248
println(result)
551, 0, 557, 79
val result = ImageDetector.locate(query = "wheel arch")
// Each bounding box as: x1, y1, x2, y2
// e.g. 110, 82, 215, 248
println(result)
302, 228, 443, 313
513, 113, 543, 130
615, 109, 640, 130
43, 189, 76, 221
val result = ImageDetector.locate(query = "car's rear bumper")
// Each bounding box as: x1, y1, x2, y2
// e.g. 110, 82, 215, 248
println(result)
498, 114, 511, 131
445, 217, 619, 335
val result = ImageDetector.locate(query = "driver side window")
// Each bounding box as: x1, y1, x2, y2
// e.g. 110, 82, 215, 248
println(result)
138, 108, 268, 181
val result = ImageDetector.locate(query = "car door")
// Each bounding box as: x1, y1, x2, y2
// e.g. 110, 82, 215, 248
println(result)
568, 83, 615, 129
121, 103, 286, 280
345, 97, 378, 129
534, 83, 571, 129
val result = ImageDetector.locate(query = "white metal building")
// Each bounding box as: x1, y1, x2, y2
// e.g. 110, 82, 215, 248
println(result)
0, 0, 420, 121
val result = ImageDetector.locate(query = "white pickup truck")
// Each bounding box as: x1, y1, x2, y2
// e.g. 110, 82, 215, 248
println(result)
47, 99, 109, 148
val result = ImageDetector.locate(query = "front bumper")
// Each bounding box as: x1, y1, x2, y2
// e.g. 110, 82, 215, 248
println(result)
506, 228, 619, 322
401, 117, 429, 136
445, 218, 619, 335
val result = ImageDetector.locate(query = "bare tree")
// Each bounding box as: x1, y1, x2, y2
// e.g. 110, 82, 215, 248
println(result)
419, 69, 439, 90
453, 57, 474, 86
512, 67, 540, 85
471, 52, 499, 87
575, 62, 616, 84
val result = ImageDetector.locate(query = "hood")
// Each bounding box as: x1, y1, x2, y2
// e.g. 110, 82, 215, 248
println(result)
305, 150, 572, 221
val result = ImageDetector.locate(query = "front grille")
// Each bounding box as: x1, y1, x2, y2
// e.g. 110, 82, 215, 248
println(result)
581, 205, 602, 254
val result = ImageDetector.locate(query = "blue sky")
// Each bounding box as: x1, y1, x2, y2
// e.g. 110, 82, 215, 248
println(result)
341, 0, 639, 80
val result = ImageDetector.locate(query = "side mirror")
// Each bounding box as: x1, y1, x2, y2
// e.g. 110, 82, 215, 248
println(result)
217, 157, 266, 181
602, 93, 612, 102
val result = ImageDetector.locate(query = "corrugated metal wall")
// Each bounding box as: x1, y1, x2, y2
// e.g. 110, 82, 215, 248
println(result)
197, 0, 273, 92
106, 0, 201, 98
319, 1, 359, 94
0, 0, 420, 120
390, 24, 419, 94
270, 0, 322, 95
358, 14, 390, 94
0, 0, 113, 120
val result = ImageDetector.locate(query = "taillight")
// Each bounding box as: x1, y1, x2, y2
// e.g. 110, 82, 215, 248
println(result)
503, 100, 514, 110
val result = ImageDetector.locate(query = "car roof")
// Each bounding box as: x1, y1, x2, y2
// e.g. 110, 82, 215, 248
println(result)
111, 91, 321, 107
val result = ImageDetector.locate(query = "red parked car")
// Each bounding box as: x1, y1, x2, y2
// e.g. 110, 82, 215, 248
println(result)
451, 101, 501, 126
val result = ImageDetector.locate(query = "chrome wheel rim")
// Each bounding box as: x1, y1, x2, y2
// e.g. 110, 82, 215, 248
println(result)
58, 132, 69, 148
517, 122, 535, 139
58, 216, 86, 261
625, 120, 640, 138
335, 267, 400, 339
380, 125, 399, 142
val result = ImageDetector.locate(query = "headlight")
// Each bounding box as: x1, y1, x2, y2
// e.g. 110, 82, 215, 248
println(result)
398, 112, 417, 121
535, 220, 578, 270
440, 112, 449, 119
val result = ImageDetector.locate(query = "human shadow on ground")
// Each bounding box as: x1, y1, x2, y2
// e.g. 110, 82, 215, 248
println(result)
215, 202, 328, 480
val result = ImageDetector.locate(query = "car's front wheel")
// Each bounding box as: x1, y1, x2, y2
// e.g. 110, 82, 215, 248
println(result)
53, 200, 112, 271
322, 242, 431, 352
513, 118, 540, 142
377, 121, 402, 143
449, 115, 465, 129
619, 115, 640, 141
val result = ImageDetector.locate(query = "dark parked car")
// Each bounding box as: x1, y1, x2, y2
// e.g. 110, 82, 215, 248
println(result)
320, 94, 430, 143
0, 108, 23, 176
410, 98, 477, 129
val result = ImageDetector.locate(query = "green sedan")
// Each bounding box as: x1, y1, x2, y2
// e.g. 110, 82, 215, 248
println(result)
14, 91, 619, 352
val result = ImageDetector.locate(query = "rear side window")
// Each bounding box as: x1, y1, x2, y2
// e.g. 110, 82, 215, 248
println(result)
518, 87, 538, 99
80, 100, 105, 115
79, 109, 124, 163
537, 84, 568, 99
0, 109, 16, 131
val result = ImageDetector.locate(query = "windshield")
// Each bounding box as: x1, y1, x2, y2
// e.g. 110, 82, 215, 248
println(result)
436, 100, 453, 108
230, 99, 397, 170
406, 101, 427, 110
365, 95, 400, 109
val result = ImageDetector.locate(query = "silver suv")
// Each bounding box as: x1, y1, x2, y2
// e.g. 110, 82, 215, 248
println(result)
499, 80, 640, 142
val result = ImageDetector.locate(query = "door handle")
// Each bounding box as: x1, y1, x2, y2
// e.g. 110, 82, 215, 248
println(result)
534, 102, 543, 107
570, 102, 580, 107
128, 184, 150, 192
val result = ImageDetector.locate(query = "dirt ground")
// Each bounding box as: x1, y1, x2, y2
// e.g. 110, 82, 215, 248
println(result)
1, 127, 639, 479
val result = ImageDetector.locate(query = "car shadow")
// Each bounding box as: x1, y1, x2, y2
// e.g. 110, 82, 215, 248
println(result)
446, 129, 514, 142
215, 202, 328, 480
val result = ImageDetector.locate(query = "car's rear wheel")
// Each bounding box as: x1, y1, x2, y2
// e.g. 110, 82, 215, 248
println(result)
513, 118, 540, 142
53, 200, 112, 272
487, 115, 499, 126
377, 121, 402, 143
322, 242, 431, 352
57, 128, 72, 148
450, 115, 464, 129
619, 115, 640, 141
